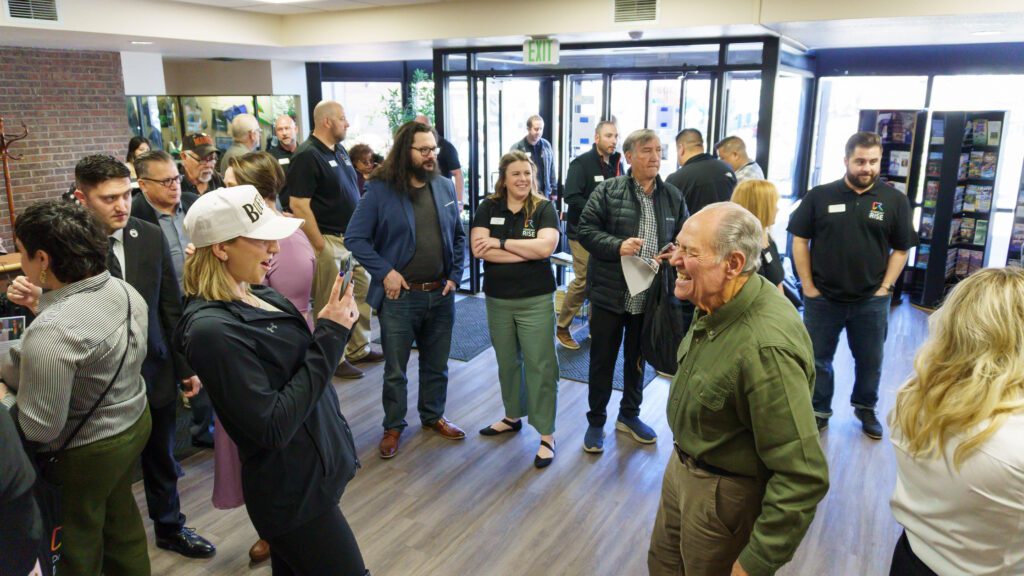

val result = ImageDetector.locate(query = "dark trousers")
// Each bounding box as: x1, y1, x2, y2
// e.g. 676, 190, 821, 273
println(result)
378, 288, 455, 431
587, 305, 645, 428
140, 401, 185, 538
802, 294, 890, 417
189, 388, 215, 444
889, 531, 938, 576
266, 506, 367, 576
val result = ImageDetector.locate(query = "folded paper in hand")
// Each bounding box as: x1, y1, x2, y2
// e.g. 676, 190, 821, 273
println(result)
621, 256, 659, 296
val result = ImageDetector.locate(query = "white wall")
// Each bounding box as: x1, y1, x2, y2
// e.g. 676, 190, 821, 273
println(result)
163, 60, 273, 95
121, 51, 165, 95
271, 60, 309, 139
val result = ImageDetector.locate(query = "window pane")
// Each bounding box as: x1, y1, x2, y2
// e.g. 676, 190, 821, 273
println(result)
610, 78, 647, 171
930, 75, 1024, 212
649, 79, 681, 180
724, 72, 761, 160
568, 76, 605, 160
181, 96, 253, 153
321, 81, 401, 152
727, 42, 763, 65
683, 77, 712, 141
810, 76, 928, 187
768, 74, 808, 198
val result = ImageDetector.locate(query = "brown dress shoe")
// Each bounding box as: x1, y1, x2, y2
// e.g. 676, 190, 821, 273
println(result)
556, 327, 581, 350
350, 347, 384, 364
423, 417, 466, 440
334, 360, 364, 380
379, 429, 402, 459
248, 539, 270, 564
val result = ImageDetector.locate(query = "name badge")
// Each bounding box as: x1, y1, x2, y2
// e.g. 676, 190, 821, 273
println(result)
278, 158, 290, 166
490, 217, 505, 225
343, 158, 352, 166
594, 175, 604, 182
329, 160, 339, 168
828, 204, 846, 213
765, 252, 773, 263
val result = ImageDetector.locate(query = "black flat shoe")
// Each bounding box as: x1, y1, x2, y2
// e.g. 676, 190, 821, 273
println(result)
479, 418, 523, 436
534, 439, 555, 469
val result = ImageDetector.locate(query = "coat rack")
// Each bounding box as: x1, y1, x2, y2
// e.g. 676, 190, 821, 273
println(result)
0, 116, 29, 233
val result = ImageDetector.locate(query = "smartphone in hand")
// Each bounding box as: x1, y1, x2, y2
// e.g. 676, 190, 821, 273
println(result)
339, 256, 354, 297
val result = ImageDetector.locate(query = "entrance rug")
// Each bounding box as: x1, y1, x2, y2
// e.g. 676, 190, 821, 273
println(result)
556, 323, 658, 391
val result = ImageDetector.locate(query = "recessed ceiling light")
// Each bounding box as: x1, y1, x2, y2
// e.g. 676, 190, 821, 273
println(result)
971, 30, 1003, 36
131, 41, 153, 45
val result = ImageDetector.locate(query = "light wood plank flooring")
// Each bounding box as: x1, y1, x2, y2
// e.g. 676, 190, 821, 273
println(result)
137, 299, 927, 576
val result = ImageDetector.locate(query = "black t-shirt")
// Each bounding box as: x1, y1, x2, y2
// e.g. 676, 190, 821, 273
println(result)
758, 236, 784, 286
473, 197, 559, 299
437, 137, 461, 180
788, 178, 917, 303
267, 142, 296, 174
400, 183, 445, 283
283, 137, 360, 235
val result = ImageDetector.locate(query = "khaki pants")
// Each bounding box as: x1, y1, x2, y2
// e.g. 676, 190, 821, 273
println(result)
313, 234, 372, 361
557, 239, 589, 329
648, 450, 763, 576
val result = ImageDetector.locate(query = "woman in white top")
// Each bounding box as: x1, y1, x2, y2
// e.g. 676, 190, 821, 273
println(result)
888, 267, 1024, 576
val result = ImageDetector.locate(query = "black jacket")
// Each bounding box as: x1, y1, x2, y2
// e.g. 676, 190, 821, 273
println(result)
578, 174, 688, 314
130, 191, 199, 226
563, 145, 623, 239
123, 217, 193, 408
175, 286, 358, 539
666, 153, 737, 214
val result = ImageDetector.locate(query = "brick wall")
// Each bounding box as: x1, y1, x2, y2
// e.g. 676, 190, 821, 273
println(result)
0, 47, 129, 242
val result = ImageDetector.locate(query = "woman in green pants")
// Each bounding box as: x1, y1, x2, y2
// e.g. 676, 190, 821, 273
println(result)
471, 151, 561, 468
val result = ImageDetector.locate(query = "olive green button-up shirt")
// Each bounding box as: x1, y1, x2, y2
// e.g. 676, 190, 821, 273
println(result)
667, 273, 829, 576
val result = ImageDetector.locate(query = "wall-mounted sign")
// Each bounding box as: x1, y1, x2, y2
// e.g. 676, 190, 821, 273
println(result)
523, 38, 559, 65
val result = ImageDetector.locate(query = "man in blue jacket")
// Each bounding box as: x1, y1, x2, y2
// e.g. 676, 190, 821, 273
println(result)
346, 121, 468, 459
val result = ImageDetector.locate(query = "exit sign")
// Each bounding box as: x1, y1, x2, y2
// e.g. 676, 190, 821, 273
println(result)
523, 38, 559, 65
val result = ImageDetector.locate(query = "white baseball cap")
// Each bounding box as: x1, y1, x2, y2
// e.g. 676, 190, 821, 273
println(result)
184, 185, 302, 248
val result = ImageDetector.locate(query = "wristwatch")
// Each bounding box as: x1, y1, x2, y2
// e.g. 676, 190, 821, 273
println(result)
880, 283, 893, 293
499, 238, 507, 250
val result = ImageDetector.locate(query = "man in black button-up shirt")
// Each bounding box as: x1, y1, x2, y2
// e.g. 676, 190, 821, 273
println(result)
788, 131, 917, 439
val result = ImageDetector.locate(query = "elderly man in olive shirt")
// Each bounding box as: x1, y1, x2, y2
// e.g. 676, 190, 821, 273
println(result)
649, 202, 828, 576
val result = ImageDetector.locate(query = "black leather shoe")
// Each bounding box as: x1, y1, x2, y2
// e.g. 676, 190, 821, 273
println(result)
479, 417, 523, 436
156, 527, 216, 559
534, 439, 555, 469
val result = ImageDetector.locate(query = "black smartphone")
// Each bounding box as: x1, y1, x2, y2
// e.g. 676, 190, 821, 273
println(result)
338, 256, 354, 297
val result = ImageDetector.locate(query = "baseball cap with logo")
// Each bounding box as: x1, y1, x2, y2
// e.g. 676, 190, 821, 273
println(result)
182, 133, 219, 158
184, 185, 302, 248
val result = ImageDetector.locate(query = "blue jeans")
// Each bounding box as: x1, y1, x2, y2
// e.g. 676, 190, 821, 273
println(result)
378, 288, 455, 431
802, 294, 890, 418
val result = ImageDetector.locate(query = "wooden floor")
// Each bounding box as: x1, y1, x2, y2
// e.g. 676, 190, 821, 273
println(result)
137, 299, 927, 576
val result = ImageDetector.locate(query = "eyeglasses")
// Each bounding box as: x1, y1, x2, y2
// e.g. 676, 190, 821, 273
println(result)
185, 152, 217, 164
139, 174, 183, 188
411, 146, 439, 157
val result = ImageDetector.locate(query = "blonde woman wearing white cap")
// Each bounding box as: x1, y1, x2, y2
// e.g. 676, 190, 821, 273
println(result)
174, 185, 368, 575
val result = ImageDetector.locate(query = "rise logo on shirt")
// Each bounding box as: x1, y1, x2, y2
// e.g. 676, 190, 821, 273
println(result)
522, 219, 537, 238
869, 201, 885, 222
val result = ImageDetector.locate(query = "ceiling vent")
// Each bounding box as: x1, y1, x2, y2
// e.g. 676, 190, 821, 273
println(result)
5, 0, 59, 22
614, 0, 657, 23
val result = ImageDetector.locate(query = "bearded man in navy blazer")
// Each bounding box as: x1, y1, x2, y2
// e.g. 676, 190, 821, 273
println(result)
346, 121, 467, 460
73, 155, 216, 558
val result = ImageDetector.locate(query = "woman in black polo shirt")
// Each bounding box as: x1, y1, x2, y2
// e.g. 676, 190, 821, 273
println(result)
471, 151, 561, 468
732, 179, 785, 291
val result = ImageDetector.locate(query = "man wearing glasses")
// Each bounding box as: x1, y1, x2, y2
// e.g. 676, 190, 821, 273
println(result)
178, 133, 225, 196
218, 113, 262, 174
346, 120, 467, 459
286, 100, 381, 380
132, 150, 214, 449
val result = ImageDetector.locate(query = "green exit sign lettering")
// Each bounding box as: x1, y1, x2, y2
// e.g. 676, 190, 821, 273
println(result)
523, 38, 560, 65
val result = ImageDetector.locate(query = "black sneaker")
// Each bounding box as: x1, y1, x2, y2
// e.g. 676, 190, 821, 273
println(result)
815, 417, 829, 432
854, 408, 883, 440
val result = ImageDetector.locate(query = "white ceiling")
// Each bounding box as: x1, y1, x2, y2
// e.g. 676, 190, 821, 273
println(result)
1, 1, 1023, 62
168, 0, 450, 15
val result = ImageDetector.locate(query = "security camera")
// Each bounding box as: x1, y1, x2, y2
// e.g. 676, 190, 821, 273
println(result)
628, 30, 643, 40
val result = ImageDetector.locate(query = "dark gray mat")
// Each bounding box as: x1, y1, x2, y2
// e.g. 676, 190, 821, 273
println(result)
373, 296, 494, 362
557, 323, 658, 391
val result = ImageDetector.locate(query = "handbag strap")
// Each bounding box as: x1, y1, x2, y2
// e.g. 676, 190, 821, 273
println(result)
57, 281, 133, 453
